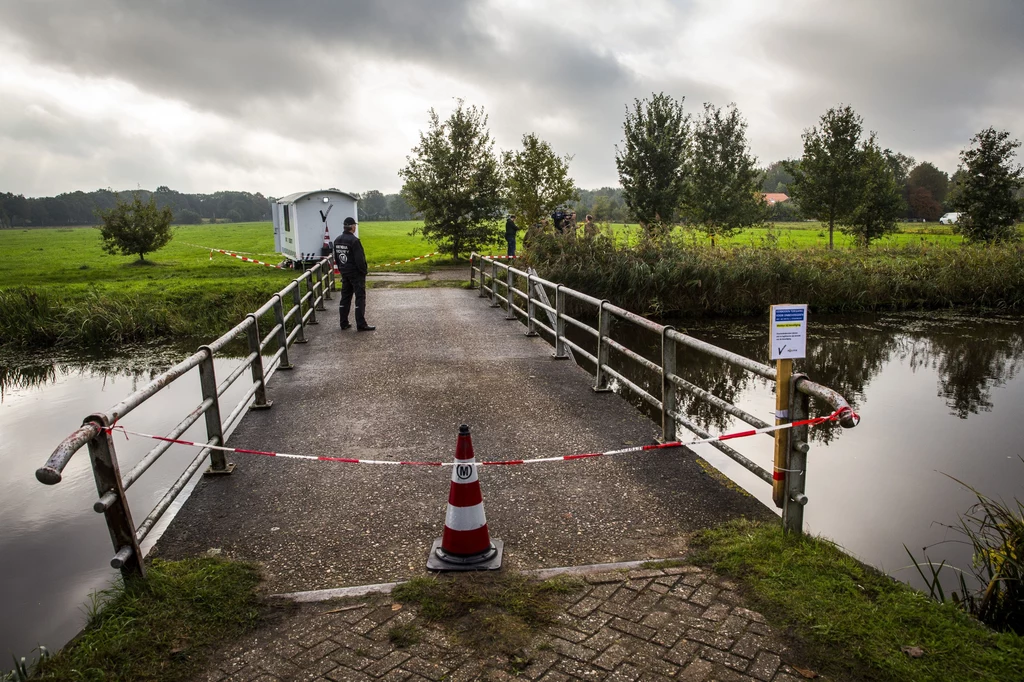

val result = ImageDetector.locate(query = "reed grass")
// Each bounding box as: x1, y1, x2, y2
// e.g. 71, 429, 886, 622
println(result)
524, 232, 1024, 318
907, 465, 1024, 634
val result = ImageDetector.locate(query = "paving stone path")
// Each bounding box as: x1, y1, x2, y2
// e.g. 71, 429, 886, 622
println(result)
195, 563, 815, 682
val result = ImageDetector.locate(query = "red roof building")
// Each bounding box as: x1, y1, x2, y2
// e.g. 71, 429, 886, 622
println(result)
762, 193, 790, 205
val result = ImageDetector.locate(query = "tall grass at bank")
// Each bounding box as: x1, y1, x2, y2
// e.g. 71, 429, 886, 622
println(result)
693, 520, 1024, 682
0, 281, 289, 348
30, 558, 261, 682
524, 232, 1024, 317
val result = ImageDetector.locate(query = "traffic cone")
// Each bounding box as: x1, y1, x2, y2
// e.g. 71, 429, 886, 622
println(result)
427, 424, 503, 571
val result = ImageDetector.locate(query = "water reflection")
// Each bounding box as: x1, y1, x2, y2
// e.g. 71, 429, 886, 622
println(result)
0, 346, 249, 660
668, 312, 1024, 441
0, 343, 196, 401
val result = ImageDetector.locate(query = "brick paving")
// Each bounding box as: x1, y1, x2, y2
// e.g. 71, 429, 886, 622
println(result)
193, 563, 815, 682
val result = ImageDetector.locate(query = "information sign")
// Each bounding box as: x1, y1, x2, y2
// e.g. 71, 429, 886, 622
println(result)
770, 304, 807, 360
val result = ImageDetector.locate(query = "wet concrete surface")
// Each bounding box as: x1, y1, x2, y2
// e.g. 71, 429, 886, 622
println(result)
154, 286, 771, 594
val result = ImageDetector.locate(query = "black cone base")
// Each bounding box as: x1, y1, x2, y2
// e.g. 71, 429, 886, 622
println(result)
426, 538, 503, 572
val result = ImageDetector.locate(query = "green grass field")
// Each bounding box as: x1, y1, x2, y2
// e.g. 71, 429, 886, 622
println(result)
0, 219, 990, 293
0, 219, 1018, 349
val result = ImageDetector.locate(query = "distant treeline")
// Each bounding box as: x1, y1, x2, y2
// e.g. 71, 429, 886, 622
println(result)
1, 183, 794, 229
0, 186, 272, 228
356, 187, 635, 223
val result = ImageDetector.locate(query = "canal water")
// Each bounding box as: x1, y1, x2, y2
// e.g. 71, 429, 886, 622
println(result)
2, 310, 1022, 659
0, 347, 250, 661
585, 309, 1023, 596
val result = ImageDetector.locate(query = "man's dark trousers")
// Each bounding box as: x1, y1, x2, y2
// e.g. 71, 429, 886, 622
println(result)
339, 273, 367, 328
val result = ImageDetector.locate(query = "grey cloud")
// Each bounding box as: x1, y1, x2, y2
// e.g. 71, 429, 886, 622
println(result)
760, 0, 1024, 170
0, 0, 489, 118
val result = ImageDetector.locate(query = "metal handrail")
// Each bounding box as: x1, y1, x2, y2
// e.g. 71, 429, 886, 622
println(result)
35, 257, 337, 577
470, 253, 858, 534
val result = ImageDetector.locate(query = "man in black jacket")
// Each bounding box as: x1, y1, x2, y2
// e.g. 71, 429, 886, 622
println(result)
332, 217, 375, 331
505, 214, 518, 257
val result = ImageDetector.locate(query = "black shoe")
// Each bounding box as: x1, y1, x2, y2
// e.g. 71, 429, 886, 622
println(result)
340, 323, 351, 330
357, 325, 376, 331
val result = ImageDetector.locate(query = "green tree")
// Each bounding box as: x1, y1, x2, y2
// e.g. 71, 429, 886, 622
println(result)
387, 193, 413, 221
399, 100, 504, 257
842, 137, 904, 246
785, 105, 864, 249
908, 162, 949, 205
174, 208, 202, 224
951, 127, 1024, 243
908, 185, 944, 221
684, 103, 766, 245
360, 190, 389, 220
615, 92, 690, 236
96, 191, 173, 262
760, 159, 797, 193
502, 133, 579, 234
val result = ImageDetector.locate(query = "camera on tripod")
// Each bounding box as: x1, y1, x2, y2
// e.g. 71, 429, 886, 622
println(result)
551, 208, 577, 234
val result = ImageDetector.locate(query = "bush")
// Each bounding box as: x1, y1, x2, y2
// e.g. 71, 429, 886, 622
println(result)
521, 231, 1024, 317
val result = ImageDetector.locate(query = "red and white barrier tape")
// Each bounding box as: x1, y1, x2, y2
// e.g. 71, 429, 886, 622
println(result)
208, 248, 287, 269
184, 243, 279, 258
376, 252, 440, 268
481, 255, 517, 260
102, 407, 856, 468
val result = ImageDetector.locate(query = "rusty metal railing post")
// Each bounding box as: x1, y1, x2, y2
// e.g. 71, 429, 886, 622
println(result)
245, 315, 273, 410
594, 300, 611, 389
525, 273, 538, 337
505, 266, 516, 320
783, 374, 811, 535
272, 295, 293, 370
306, 273, 319, 325
198, 346, 233, 476
490, 260, 500, 307
552, 285, 568, 359
316, 263, 328, 310
320, 260, 333, 301
291, 280, 307, 344
478, 256, 487, 298
85, 413, 145, 578
661, 326, 677, 442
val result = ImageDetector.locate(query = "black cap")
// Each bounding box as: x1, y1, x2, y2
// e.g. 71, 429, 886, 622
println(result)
343, 217, 357, 226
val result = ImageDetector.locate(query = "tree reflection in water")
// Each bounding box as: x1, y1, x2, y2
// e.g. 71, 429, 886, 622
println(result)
0, 347, 187, 402
576, 311, 1023, 445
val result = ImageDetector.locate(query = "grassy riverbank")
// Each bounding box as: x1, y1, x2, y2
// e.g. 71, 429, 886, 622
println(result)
0, 222, 447, 349
28, 558, 263, 682
693, 520, 1024, 681
1, 221, 1019, 349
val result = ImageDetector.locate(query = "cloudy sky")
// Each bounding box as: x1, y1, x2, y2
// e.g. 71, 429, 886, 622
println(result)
1, 0, 1021, 198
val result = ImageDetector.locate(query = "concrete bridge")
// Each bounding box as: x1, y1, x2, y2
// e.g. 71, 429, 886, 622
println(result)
149, 276, 828, 681
154, 280, 770, 593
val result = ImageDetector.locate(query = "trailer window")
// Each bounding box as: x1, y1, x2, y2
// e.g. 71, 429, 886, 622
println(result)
283, 206, 291, 232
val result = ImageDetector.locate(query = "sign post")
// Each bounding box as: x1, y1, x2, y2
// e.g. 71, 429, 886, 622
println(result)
770, 304, 807, 508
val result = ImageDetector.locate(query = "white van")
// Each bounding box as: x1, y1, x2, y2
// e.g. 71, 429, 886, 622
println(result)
938, 212, 961, 225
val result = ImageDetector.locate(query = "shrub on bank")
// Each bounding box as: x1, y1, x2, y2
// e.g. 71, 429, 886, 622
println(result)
523, 232, 1024, 317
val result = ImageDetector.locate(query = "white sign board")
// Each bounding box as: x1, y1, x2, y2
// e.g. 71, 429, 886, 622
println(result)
770, 304, 807, 360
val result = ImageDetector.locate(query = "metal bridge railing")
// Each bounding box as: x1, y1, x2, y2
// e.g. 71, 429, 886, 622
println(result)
470, 253, 858, 535
35, 258, 337, 578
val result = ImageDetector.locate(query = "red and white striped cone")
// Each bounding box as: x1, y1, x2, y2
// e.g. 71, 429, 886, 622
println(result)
427, 424, 503, 571
322, 225, 341, 273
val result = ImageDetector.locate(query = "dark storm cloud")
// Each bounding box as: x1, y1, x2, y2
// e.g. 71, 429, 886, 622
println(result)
760, 0, 1024, 168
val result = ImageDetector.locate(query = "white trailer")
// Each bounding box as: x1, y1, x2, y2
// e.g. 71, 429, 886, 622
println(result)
271, 189, 359, 264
